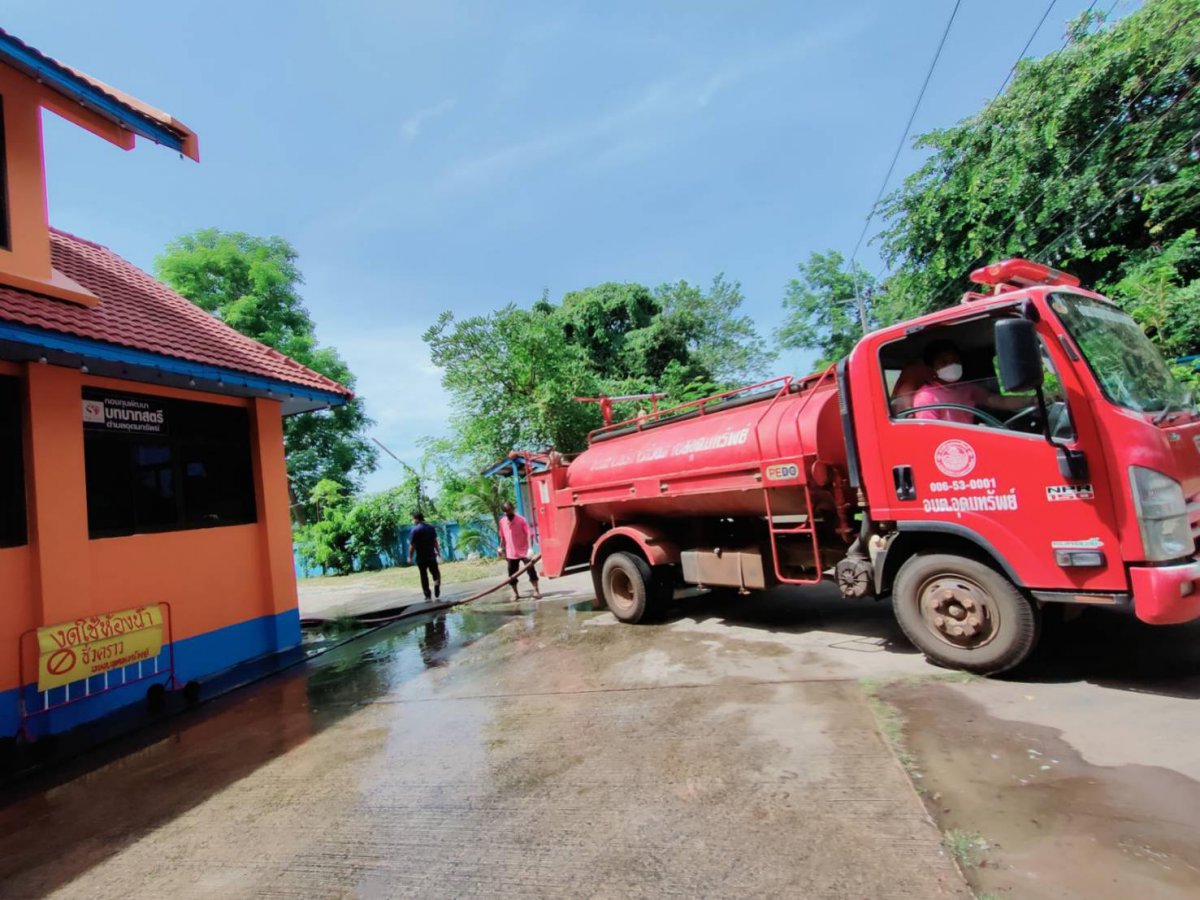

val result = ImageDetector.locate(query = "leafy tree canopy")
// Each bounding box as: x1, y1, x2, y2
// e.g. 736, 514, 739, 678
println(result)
775, 251, 877, 368
155, 229, 377, 516
425, 273, 767, 463
655, 274, 774, 385
424, 304, 603, 461
875, 0, 1199, 332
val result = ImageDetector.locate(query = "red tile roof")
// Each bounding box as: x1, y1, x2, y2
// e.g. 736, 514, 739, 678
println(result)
0, 229, 351, 398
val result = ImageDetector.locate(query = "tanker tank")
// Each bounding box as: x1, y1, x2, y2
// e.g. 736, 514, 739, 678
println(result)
562, 375, 849, 522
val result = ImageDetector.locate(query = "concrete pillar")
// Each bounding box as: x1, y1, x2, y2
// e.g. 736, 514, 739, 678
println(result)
23, 363, 91, 625
248, 397, 299, 650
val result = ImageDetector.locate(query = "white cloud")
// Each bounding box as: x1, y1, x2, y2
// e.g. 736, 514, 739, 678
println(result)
400, 98, 457, 143
436, 17, 868, 191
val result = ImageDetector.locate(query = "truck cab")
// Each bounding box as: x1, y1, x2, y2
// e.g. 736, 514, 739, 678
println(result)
847, 259, 1200, 671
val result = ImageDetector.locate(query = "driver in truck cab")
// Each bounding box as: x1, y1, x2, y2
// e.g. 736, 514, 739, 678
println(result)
912, 339, 1033, 423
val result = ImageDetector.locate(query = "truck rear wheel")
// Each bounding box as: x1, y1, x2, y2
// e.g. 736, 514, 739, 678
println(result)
601, 552, 654, 623
892, 553, 1040, 675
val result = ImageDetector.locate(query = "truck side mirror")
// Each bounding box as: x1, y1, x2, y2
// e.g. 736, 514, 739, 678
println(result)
995, 318, 1044, 393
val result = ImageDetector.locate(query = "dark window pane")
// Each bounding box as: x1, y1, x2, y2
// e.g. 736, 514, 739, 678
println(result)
83, 390, 257, 539
0, 96, 10, 251
85, 434, 135, 536
131, 440, 177, 529
0, 375, 27, 547
181, 406, 256, 527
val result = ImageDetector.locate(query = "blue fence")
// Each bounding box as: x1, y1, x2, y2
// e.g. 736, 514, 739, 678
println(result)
294, 518, 500, 579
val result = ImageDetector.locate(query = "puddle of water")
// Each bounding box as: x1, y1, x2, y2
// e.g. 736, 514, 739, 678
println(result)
883, 682, 1200, 899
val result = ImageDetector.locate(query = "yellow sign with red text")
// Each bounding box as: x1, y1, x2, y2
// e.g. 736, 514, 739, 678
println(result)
36, 605, 164, 691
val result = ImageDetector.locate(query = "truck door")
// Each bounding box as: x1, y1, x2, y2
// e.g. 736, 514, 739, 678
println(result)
864, 310, 1124, 592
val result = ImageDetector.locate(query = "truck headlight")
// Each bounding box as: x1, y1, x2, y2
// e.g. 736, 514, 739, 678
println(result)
1129, 467, 1193, 561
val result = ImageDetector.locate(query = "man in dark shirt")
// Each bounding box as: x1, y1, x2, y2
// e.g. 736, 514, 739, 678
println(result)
408, 512, 441, 600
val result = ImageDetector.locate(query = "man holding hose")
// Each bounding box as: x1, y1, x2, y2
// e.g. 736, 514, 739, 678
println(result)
498, 501, 541, 600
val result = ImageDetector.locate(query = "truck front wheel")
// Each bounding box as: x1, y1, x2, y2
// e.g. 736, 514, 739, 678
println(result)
892, 553, 1040, 675
601, 552, 654, 623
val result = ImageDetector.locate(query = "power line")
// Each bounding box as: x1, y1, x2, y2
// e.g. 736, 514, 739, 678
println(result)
1017, 75, 1199, 252
871, 0, 1097, 289
988, 17, 1195, 253
914, 14, 1198, 303
1035, 127, 1200, 262
847, 0, 964, 331
849, 0, 963, 265
994, 0, 1061, 101
864, 0, 1099, 292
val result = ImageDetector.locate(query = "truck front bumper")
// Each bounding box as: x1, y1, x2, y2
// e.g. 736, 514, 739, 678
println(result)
1130, 557, 1200, 625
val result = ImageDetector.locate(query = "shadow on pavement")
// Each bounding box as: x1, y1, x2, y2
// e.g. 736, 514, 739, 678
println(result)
659, 583, 1200, 697
658, 582, 920, 656
1015, 607, 1200, 699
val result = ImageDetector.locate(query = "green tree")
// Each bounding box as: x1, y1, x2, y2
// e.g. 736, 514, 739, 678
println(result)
875, 0, 1200, 338
294, 478, 354, 574
345, 478, 427, 564
776, 251, 877, 367
424, 304, 604, 461
155, 229, 377, 516
556, 283, 662, 379
655, 274, 774, 384
427, 274, 766, 464
1108, 230, 1200, 390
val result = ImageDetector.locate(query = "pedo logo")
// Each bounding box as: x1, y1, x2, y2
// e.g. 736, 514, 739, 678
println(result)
934, 439, 977, 478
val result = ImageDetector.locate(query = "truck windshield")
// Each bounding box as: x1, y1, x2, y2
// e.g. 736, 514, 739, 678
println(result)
1050, 292, 1192, 415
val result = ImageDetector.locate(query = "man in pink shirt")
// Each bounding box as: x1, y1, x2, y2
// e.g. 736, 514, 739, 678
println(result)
912, 340, 1031, 424
498, 501, 541, 600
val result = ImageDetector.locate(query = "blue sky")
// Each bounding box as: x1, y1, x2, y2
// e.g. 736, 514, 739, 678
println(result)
9, 0, 1125, 492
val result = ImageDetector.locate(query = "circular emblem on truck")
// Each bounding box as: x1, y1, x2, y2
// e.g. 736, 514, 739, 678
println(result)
934, 439, 976, 477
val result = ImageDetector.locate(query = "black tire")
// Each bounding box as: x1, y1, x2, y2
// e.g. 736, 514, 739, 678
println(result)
892, 553, 1040, 675
601, 552, 654, 623
649, 565, 676, 606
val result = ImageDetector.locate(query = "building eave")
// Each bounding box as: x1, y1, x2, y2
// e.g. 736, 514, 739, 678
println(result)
0, 321, 349, 414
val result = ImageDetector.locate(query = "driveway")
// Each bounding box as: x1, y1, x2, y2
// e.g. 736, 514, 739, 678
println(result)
2, 576, 1196, 897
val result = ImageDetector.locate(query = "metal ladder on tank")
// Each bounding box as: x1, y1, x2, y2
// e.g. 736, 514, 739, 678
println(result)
752, 367, 835, 586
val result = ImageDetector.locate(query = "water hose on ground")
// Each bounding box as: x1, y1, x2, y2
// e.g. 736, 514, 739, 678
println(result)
299, 555, 545, 629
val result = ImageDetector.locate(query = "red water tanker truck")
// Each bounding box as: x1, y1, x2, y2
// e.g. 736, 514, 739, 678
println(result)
527, 259, 1200, 674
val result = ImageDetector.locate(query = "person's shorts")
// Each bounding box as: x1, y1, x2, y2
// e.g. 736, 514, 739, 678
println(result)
506, 557, 539, 582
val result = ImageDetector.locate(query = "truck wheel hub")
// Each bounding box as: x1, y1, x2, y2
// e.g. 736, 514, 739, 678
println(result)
607, 569, 635, 612
919, 577, 997, 648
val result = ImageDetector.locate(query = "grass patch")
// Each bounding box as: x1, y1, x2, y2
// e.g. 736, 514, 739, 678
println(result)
861, 672, 982, 693
942, 828, 987, 869
860, 672, 982, 779
301, 558, 507, 592
864, 691, 918, 771
325, 614, 365, 635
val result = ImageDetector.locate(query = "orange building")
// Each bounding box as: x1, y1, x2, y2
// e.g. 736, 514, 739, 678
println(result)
0, 29, 351, 741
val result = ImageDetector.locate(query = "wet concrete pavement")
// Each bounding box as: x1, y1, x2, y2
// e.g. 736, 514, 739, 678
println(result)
296, 563, 510, 622
2, 576, 1197, 897
882, 608, 1200, 899
1, 580, 966, 898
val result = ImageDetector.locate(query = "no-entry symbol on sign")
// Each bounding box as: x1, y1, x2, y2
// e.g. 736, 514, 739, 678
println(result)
45, 648, 76, 676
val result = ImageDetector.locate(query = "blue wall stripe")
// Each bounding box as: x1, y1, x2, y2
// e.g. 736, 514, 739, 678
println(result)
1, 608, 301, 738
